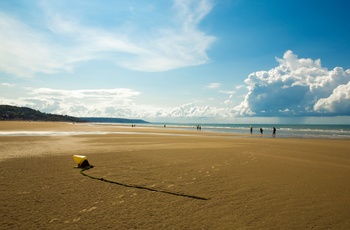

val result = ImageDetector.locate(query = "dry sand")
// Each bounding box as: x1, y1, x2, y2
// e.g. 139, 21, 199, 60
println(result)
1, 121, 350, 229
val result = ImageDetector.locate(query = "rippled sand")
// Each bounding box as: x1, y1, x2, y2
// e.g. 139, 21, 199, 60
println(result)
1, 121, 350, 229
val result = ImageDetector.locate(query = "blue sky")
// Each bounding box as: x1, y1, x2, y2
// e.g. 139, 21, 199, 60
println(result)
1, 0, 350, 123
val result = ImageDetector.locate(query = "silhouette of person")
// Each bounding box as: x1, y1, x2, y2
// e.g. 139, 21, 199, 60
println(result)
260, 128, 263, 135
272, 127, 276, 137
250, 126, 253, 134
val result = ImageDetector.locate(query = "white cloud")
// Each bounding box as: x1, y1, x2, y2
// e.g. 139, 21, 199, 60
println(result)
235, 85, 247, 90
1, 85, 235, 120
314, 81, 350, 114
0, 87, 144, 117
224, 95, 234, 105
170, 103, 208, 117
156, 102, 244, 121
122, 0, 215, 71
234, 50, 350, 116
3, 48, 349, 120
1, 83, 14, 87
205, 83, 221, 89
174, 0, 213, 29
0, 0, 215, 77
0, 13, 72, 77
219, 90, 235, 94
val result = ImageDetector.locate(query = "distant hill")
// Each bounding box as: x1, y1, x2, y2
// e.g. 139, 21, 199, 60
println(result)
81, 117, 149, 124
0, 105, 150, 124
0, 105, 85, 122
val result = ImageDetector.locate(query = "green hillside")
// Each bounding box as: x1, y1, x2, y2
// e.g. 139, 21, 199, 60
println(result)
0, 105, 85, 122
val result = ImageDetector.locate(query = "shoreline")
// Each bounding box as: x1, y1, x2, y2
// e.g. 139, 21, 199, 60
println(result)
1, 121, 350, 228
79, 121, 350, 139
1, 120, 349, 139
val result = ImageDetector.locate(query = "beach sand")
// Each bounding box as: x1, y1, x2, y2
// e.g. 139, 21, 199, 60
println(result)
1, 121, 350, 229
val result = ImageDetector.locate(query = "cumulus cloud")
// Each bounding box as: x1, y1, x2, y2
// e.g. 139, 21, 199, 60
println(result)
0, 87, 143, 118
0, 86, 233, 121
314, 81, 350, 114
0, 0, 215, 77
234, 50, 350, 116
161, 103, 227, 118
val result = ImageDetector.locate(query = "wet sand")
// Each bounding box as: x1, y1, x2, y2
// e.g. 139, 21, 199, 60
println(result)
1, 121, 350, 229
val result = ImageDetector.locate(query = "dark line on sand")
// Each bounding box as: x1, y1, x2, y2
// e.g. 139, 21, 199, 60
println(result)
80, 167, 208, 201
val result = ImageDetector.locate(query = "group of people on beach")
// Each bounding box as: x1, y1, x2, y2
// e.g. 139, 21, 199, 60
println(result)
250, 126, 276, 137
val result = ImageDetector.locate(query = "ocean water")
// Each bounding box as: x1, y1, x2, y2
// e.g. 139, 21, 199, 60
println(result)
1, 121, 349, 139
148, 123, 350, 139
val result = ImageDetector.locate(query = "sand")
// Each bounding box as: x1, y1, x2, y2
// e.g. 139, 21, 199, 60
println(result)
1, 121, 350, 229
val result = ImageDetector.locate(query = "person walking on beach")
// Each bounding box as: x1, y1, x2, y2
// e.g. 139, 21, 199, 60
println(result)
260, 128, 263, 135
250, 126, 253, 134
272, 127, 276, 137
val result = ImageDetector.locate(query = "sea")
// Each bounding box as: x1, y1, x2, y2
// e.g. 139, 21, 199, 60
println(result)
144, 123, 350, 139
1, 121, 349, 139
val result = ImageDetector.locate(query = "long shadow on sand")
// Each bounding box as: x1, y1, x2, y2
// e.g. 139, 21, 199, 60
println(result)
79, 167, 208, 201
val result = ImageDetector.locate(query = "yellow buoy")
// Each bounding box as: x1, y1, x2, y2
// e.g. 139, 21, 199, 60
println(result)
73, 155, 91, 168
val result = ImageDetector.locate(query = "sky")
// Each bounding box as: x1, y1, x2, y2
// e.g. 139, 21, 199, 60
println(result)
1, 0, 350, 124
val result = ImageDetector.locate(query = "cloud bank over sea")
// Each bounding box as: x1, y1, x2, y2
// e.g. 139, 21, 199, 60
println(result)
1, 51, 349, 121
